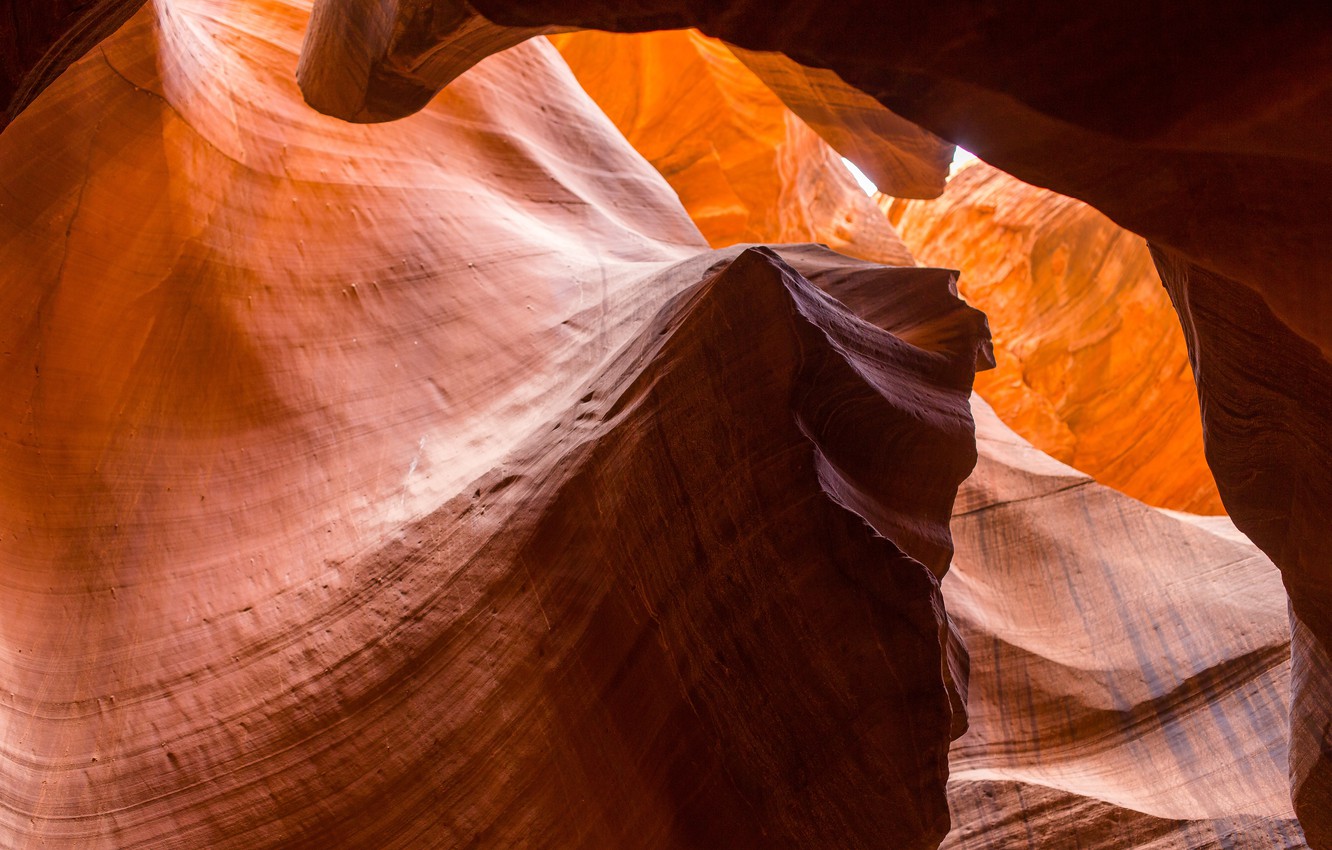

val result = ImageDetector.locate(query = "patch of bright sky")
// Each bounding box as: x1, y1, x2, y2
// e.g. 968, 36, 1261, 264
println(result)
842, 146, 977, 196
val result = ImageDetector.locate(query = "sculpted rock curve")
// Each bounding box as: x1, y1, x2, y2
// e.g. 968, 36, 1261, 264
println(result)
0, 1, 990, 844
890, 162, 1221, 514
944, 398, 1304, 848
552, 29, 914, 266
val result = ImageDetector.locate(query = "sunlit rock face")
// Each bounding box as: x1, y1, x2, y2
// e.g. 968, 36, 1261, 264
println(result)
551, 29, 914, 266
6, 0, 1332, 846
945, 398, 1305, 849
889, 163, 1222, 515
721, 45, 952, 201
0, 1, 992, 846
293, 3, 1332, 841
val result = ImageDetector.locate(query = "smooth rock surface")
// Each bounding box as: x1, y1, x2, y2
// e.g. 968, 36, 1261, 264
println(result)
890, 162, 1221, 514
8, 0, 1332, 844
552, 29, 914, 265
944, 397, 1305, 848
0, 1, 991, 844
0, 0, 147, 130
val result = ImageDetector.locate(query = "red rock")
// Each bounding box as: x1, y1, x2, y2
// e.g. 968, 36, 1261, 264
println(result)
0, 1, 992, 845
295, 3, 1332, 840
890, 162, 1222, 515
551, 29, 915, 265
7, 0, 1332, 843
945, 397, 1302, 848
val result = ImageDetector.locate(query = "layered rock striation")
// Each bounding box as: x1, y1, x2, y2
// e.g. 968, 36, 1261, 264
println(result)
0, 1, 992, 845
551, 29, 915, 266
944, 398, 1305, 848
889, 162, 1221, 514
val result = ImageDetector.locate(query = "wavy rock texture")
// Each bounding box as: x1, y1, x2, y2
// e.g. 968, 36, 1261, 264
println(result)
888, 162, 1221, 514
944, 398, 1306, 848
724, 45, 951, 200
0, 0, 993, 844
10, 0, 1332, 843
0, 0, 147, 130
294, 23, 1332, 804
295, 1, 952, 201
1154, 248, 1332, 848
551, 29, 914, 266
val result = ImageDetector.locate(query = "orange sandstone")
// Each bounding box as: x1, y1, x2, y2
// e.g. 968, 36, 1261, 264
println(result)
0, 1, 990, 845
890, 163, 1222, 514
944, 398, 1299, 847
552, 29, 914, 265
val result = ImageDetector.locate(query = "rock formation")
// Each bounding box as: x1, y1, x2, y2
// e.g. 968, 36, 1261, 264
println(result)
723, 45, 952, 200
551, 29, 914, 265
945, 398, 1303, 848
1153, 248, 1332, 845
0, 0, 147, 131
889, 162, 1222, 514
5, 0, 1332, 845
293, 2, 1332, 841
0, 1, 992, 845
292, 3, 953, 201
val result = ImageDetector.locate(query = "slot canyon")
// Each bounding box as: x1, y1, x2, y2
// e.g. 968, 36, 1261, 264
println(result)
0, 1, 1328, 847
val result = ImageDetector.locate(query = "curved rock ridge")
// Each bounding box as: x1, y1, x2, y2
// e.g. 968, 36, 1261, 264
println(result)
944, 397, 1306, 849
725, 45, 952, 200
0, 0, 147, 131
1153, 248, 1332, 848
551, 29, 915, 266
296, 1, 953, 200
889, 162, 1221, 514
414, 244, 985, 850
0, 0, 996, 842
292, 2, 1332, 839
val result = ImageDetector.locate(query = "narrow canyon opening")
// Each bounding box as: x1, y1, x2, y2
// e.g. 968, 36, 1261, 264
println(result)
1, 2, 1328, 848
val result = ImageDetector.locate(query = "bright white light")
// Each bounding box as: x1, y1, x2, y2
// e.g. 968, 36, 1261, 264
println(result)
843, 146, 980, 196
952, 146, 978, 174
842, 158, 878, 196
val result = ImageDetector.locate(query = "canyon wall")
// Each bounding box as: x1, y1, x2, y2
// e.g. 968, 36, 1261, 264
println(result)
4, 0, 1332, 845
0, 2, 989, 845
294, 2, 1332, 840
551, 29, 914, 265
890, 163, 1221, 514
